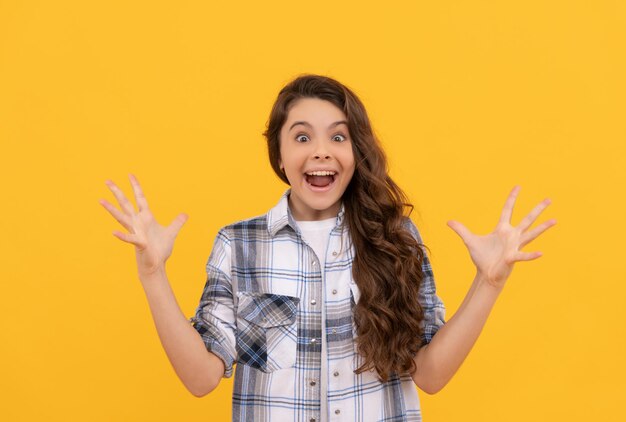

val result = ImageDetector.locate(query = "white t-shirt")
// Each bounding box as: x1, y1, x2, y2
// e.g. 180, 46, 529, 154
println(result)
295, 217, 337, 422
295, 217, 336, 271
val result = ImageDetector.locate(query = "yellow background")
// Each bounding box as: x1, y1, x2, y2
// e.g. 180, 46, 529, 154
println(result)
1, 0, 624, 420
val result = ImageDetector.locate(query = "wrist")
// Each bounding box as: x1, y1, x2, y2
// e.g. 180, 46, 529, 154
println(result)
138, 264, 167, 284
474, 271, 506, 294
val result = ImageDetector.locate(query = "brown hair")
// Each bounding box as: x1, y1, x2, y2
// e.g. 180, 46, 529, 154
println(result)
262, 74, 427, 382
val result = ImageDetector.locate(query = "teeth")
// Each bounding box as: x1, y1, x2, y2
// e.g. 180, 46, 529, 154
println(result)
306, 171, 336, 176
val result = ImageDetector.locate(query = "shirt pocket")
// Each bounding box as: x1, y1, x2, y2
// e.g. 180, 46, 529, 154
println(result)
235, 292, 300, 372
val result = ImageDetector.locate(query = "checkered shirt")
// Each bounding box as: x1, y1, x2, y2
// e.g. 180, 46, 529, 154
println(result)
190, 190, 446, 421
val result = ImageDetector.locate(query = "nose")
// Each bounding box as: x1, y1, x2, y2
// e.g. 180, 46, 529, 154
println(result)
312, 141, 331, 160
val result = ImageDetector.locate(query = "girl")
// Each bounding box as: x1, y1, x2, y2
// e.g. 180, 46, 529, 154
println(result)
100, 74, 556, 421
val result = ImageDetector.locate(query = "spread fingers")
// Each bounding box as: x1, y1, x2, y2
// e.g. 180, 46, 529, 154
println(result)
105, 179, 136, 215
99, 198, 133, 232
518, 198, 552, 232
520, 218, 557, 248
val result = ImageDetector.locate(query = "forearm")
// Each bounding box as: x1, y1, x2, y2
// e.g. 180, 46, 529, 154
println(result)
412, 272, 502, 394
139, 267, 225, 397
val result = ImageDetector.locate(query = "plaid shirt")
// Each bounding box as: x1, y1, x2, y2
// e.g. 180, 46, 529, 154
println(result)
190, 190, 446, 422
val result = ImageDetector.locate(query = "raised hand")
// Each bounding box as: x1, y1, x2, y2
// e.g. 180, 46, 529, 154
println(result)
99, 174, 189, 277
446, 186, 556, 288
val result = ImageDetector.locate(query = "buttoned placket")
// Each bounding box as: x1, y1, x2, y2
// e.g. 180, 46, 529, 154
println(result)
322, 226, 347, 422
292, 220, 328, 422
307, 244, 322, 422
287, 204, 348, 422
301, 223, 345, 422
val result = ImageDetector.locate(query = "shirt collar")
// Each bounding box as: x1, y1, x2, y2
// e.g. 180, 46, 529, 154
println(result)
267, 189, 346, 237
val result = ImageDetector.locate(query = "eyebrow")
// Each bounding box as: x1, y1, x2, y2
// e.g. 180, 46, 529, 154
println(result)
288, 120, 348, 132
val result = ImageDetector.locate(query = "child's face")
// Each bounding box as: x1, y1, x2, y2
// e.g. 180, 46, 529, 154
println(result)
279, 97, 355, 221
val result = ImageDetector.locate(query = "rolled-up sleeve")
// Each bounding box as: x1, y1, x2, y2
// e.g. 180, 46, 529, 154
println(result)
189, 229, 237, 378
404, 218, 446, 345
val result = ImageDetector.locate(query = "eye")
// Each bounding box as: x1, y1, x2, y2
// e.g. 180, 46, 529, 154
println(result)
332, 134, 347, 142
295, 134, 309, 143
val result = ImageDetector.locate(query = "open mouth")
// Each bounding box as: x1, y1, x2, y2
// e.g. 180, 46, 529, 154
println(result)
304, 170, 337, 189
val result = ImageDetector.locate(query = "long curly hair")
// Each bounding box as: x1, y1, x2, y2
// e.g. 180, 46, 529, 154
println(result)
262, 74, 427, 382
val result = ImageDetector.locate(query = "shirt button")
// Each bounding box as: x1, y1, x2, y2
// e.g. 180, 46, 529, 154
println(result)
332, 289, 337, 295
333, 371, 339, 377
310, 380, 316, 386
310, 419, 316, 422
311, 338, 317, 344
312, 261, 316, 266
310, 299, 317, 305
335, 409, 341, 415
331, 328, 337, 334
332, 251, 338, 256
